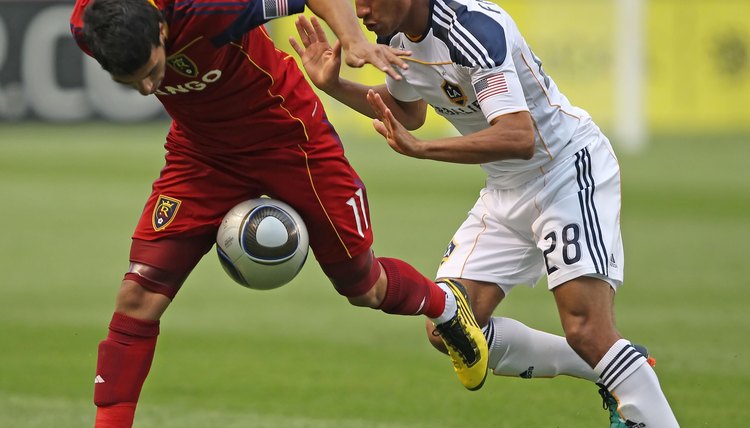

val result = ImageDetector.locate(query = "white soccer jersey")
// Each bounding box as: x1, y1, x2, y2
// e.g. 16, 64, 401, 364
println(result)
381, 0, 599, 188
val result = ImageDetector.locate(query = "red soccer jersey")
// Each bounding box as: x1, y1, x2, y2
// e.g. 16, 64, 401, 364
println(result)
70, 0, 323, 152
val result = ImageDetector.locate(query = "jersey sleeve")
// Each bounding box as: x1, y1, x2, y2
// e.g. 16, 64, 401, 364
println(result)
208, 0, 307, 46
435, 1, 528, 123
470, 64, 528, 124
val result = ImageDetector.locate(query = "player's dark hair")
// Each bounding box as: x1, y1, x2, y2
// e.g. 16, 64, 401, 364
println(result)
82, 0, 165, 76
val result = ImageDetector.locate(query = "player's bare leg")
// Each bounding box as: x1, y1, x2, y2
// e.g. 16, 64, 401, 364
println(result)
554, 276, 679, 427
426, 278, 600, 381
114, 279, 171, 321
425, 279, 655, 426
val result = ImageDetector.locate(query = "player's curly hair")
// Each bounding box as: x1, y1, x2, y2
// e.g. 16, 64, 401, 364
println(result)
82, 0, 165, 76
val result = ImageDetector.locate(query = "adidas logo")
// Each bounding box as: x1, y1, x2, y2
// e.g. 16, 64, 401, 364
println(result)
609, 254, 618, 268
94, 375, 105, 384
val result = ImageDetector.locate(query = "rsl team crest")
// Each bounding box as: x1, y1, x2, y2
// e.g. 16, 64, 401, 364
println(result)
152, 195, 182, 231
167, 54, 198, 78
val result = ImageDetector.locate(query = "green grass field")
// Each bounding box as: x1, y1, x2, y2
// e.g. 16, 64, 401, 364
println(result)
1, 122, 748, 427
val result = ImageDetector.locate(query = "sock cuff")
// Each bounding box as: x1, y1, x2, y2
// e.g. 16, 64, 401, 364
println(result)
109, 312, 160, 338
428, 281, 454, 323
595, 338, 647, 390
482, 317, 503, 370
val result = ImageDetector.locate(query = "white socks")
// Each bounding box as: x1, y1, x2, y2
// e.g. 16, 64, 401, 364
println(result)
595, 339, 679, 427
483, 317, 598, 381
484, 319, 680, 426
430, 282, 457, 325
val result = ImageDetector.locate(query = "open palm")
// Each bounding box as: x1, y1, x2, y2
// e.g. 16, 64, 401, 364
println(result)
366, 89, 422, 158
289, 16, 342, 92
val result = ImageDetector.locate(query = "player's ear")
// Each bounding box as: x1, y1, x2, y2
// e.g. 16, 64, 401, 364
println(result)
159, 22, 169, 45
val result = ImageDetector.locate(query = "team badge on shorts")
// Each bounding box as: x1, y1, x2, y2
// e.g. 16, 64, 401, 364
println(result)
152, 195, 182, 231
441, 240, 457, 265
167, 54, 198, 78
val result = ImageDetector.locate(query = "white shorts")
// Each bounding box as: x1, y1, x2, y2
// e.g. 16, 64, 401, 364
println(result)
436, 133, 624, 294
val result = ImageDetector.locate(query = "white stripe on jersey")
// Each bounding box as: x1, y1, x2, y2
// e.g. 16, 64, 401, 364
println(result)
433, 0, 495, 68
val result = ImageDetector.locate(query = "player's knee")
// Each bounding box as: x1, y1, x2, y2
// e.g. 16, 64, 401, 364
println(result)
124, 262, 187, 298
563, 323, 589, 354
563, 318, 616, 364
115, 262, 185, 318
115, 280, 151, 313
115, 280, 172, 320
320, 251, 382, 307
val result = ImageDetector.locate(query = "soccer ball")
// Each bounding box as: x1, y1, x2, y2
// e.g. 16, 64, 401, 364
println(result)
216, 198, 309, 290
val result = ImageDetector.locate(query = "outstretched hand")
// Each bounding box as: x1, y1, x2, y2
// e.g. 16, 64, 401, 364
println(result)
366, 89, 423, 158
290, 16, 410, 82
343, 39, 410, 81
289, 16, 343, 91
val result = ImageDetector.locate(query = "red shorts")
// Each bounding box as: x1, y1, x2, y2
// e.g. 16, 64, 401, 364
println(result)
130, 118, 374, 279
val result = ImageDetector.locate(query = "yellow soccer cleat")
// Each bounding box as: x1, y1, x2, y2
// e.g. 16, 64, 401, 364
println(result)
434, 279, 489, 391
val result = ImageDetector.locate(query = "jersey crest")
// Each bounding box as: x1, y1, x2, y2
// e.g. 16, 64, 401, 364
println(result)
441, 80, 467, 106
167, 54, 198, 78
152, 195, 182, 231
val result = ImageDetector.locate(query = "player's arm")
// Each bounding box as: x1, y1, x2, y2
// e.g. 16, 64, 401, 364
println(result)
332, 82, 427, 131
290, 15, 426, 130
368, 57, 535, 163
305, 0, 409, 80
367, 90, 534, 163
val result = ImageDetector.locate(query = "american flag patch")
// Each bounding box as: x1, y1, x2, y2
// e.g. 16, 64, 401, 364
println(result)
473, 72, 509, 103
263, 0, 288, 18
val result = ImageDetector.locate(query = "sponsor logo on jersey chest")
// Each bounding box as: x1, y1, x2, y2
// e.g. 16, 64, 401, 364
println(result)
433, 100, 482, 116
155, 69, 222, 96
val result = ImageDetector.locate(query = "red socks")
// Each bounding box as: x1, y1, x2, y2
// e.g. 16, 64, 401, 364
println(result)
376, 257, 446, 318
94, 312, 160, 427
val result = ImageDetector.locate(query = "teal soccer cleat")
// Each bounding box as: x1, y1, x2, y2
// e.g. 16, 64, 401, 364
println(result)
598, 344, 654, 427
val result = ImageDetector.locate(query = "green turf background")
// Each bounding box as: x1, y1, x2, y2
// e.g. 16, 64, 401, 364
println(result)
0, 123, 748, 426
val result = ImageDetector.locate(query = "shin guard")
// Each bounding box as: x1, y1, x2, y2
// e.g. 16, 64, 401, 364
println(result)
94, 312, 159, 427
377, 257, 445, 318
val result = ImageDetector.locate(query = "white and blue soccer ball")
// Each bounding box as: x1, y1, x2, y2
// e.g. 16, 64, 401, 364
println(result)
216, 198, 309, 290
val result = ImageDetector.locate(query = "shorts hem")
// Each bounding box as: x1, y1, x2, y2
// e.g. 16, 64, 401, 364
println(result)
547, 268, 623, 290
314, 240, 373, 265
435, 272, 540, 295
